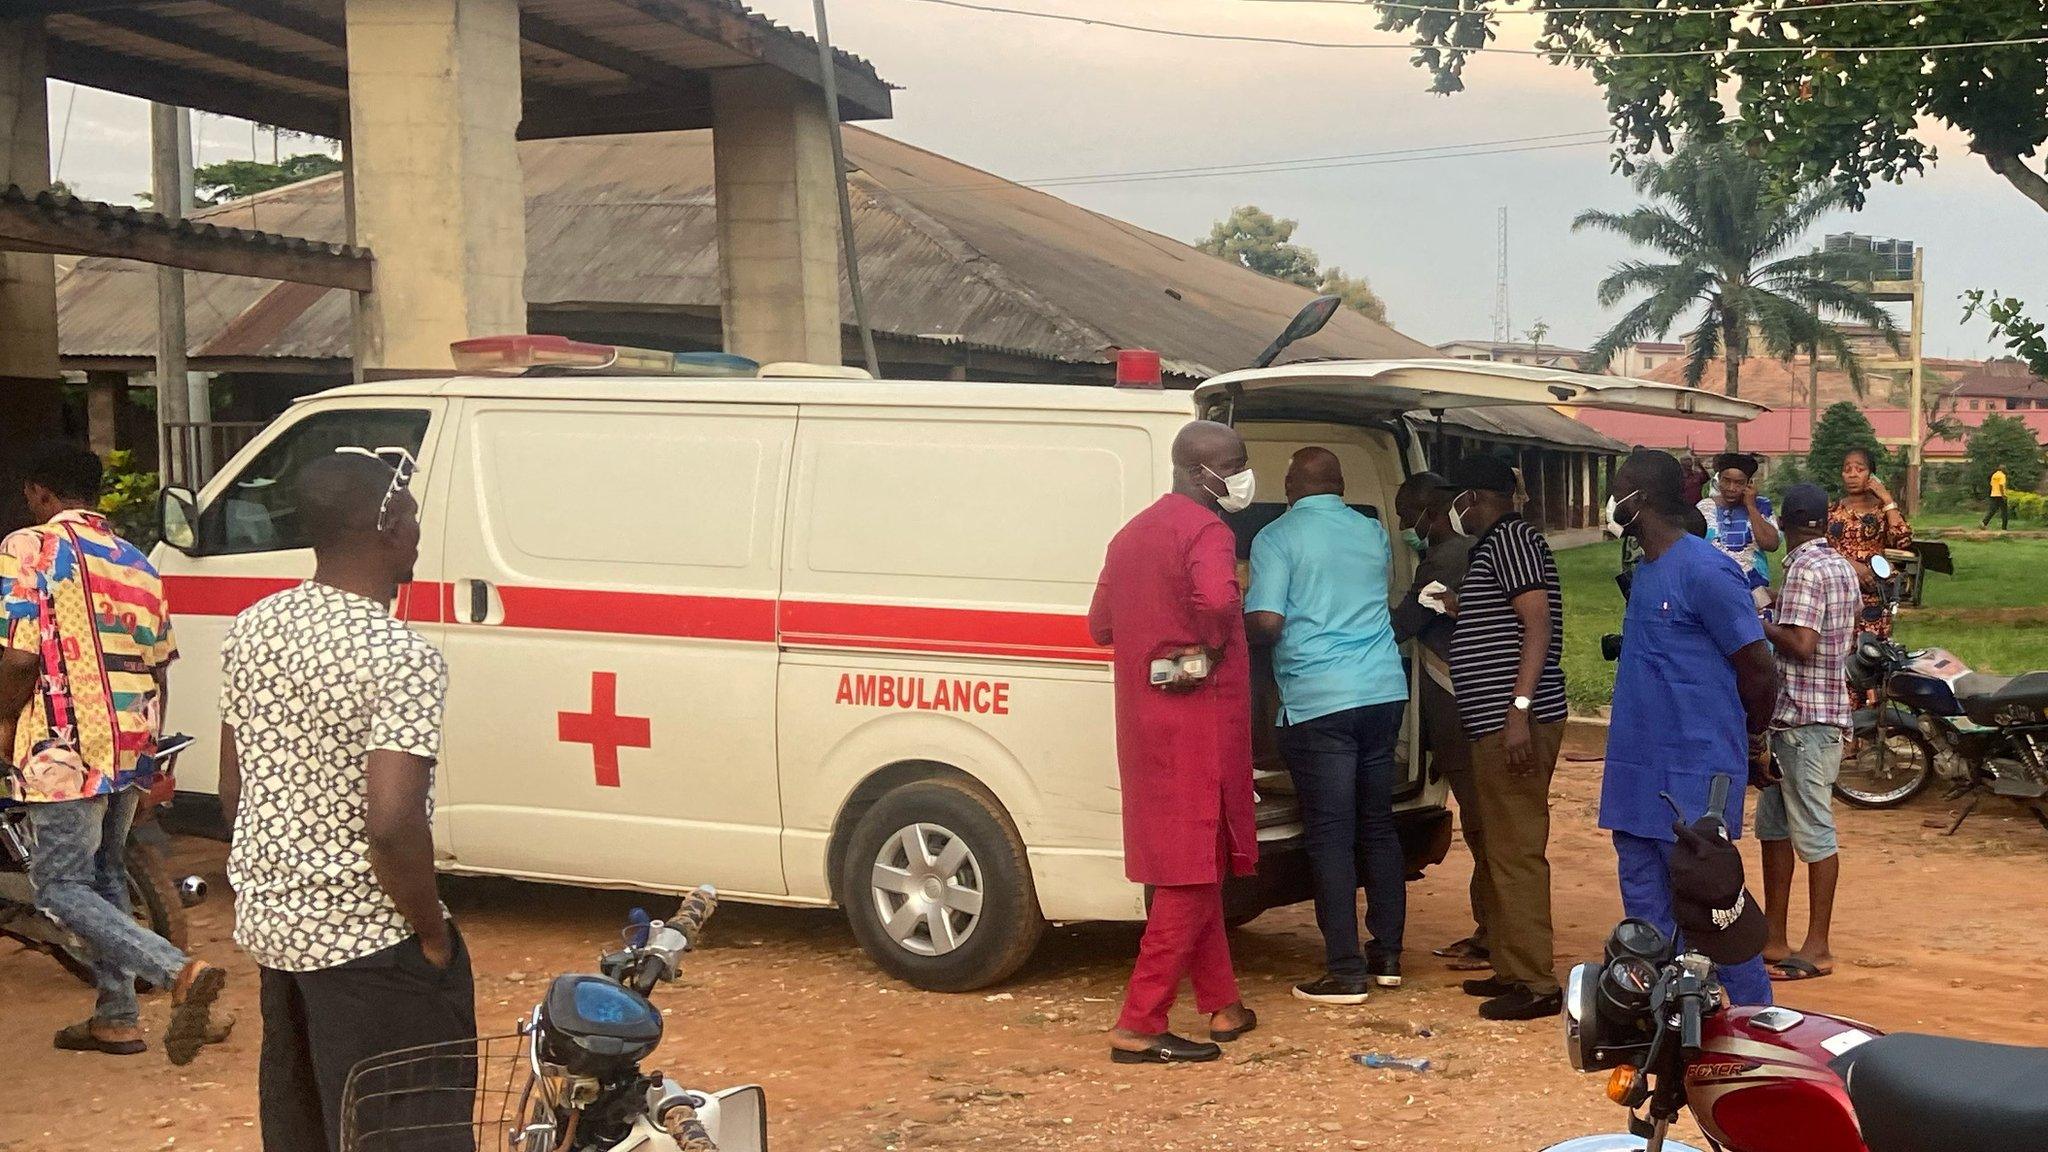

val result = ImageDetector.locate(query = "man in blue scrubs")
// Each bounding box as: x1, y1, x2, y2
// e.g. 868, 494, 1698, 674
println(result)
1246, 447, 1410, 1004
1600, 449, 1780, 1006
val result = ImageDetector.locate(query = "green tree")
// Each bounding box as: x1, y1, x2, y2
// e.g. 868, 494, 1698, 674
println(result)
1964, 412, 2045, 498
1807, 402, 1887, 499
1197, 205, 1390, 322
1369, 2, 2048, 396
1316, 266, 1388, 323
1198, 205, 1320, 285
1574, 139, 1899, 450
1963, 290, 2048, 379
1370, 4, 2047, 216
193, 153, 342, 206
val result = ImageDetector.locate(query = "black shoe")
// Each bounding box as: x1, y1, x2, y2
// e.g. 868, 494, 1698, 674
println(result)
1292, 974, 1371, 1005
1110, 1032, 1223, 1064
1211, 1007, 1258, 1042
1461, 976, 1518, 998
1368, 956, 1402, 989
1480, 987, 1563, 1021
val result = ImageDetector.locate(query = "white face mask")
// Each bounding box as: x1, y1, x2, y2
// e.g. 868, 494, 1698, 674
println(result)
1447, 492, 1473, 538
1604, 491, 1643, 539
1204, 465, 1257, 513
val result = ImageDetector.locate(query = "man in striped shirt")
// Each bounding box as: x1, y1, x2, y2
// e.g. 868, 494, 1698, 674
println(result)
1436, 456, 1569, 1021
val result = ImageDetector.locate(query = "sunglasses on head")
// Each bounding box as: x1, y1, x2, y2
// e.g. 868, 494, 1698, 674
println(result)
333, 446, 418, 533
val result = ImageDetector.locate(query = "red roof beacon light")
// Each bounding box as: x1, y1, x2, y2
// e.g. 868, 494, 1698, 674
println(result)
1115, 348, 1164, 389
449, 335, 757, 377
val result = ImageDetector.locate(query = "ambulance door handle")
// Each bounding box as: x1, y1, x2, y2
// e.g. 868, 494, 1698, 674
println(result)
457, 578, 501, 625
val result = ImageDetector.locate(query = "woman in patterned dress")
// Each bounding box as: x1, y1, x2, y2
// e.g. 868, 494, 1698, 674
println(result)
1829, 446, 1912, 641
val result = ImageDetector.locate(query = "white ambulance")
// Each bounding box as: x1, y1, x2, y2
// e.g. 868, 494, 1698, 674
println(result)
154, 335, 1756, 991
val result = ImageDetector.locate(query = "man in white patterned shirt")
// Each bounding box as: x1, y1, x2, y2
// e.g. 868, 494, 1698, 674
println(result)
219, 451, 472, 1152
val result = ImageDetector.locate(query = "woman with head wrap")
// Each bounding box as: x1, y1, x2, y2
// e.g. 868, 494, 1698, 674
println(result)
1828, 447, 1912, 641
1698, 452, 1780, 609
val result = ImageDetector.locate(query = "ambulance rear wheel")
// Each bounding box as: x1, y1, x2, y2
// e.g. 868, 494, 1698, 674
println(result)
841, 778, 1044, 992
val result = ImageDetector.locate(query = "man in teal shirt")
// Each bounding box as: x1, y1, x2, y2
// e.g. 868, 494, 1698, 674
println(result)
1246, 447, 1410, 1003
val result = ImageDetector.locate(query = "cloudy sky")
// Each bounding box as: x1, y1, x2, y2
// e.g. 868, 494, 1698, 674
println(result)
48, 0, 2046, 359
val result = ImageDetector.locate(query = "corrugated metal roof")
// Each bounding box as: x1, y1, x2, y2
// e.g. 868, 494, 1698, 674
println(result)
54, 126, 1620, 453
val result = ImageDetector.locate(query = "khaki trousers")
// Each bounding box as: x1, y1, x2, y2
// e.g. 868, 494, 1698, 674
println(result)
1469, 718, 1564, 996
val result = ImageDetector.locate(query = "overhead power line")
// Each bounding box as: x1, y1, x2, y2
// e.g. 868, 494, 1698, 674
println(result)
900, 0, 2048, 58
1225, 0, 1941, 16
915, 133, 1616, 194
1015, 128, 1608, 185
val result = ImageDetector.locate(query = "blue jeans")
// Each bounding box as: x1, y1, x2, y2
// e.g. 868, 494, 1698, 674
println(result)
28, 790, 190, 1026
1613, 830, 1773, 1007
1278, 701, 1408, 977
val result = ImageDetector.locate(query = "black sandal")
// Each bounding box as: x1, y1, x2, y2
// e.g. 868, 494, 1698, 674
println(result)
54, 1021, 146, 1056
1110, 1033, 1222, 1064
1212, 1008, 1258, 1042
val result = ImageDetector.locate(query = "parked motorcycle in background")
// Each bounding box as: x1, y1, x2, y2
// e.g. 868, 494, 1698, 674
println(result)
341, 885, 767, 1152
0, 733, 208, 983
1543, 775, 2048, 1151
1837, 556, 2048, 830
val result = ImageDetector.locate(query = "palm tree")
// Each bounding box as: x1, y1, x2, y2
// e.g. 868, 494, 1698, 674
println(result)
1575, 139, 1900, 450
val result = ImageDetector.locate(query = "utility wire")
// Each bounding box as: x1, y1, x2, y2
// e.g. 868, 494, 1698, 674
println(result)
900, 0, 2048, 57
1222, 0, 1943, 16
1015, 128, 1608, 184
914, 134, 1615, 194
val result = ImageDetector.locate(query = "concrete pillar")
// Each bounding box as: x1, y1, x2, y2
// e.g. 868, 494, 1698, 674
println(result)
712, 68, 843, 366
86, 371, 127, 457
344, 0, 526, 377
0, 16, 60, 533
0, 17, 59, 428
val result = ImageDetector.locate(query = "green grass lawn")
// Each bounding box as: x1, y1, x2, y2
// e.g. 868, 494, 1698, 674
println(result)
1554, 533, 2048, 712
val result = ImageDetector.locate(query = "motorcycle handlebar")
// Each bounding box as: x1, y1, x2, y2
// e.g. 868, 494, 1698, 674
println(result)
621, 886, 718, 997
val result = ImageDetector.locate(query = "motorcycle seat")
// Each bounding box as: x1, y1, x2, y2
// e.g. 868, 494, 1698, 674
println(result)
1843, 1033, 2048, 1152
1953, 671, 2048, 726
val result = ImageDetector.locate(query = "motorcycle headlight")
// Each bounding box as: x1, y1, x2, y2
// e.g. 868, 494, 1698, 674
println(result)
1565, 962, 1604, 1072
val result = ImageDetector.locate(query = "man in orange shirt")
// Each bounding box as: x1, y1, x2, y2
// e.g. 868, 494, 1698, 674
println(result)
1, 442, 229, 1063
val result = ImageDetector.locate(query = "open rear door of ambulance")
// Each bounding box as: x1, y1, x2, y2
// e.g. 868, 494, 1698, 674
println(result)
1192, 358, 1766, 426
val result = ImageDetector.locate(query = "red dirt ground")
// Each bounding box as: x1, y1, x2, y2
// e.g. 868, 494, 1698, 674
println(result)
7, 736, 2047, 1151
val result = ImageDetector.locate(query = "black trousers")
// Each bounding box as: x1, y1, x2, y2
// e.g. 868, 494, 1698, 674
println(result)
259, 923, 479, 1152
1985, 495, 2010, 529
1277, 701, 1408, 976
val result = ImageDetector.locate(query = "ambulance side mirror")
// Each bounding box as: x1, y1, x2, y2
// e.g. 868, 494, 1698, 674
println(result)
159, 487, 199, 554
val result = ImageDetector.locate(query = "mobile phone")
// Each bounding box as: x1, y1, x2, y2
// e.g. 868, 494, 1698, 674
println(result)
1149, 651, 1211, 685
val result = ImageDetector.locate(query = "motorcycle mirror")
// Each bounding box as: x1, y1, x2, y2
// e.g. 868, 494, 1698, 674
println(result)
1869, 554, 1892, 580
1250, 294, 1342, 369
705, 1086, 769, 1152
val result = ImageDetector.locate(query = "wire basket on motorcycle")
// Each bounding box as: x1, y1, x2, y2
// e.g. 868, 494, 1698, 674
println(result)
339, 1031, 530, 1152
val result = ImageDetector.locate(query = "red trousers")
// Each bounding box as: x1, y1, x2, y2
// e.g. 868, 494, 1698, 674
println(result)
1116, 840, 1242, 1034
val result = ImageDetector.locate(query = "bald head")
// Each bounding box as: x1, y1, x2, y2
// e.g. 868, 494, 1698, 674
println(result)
298, 454, 394, 548
1285, 446, 1344, 504
1171, 420, 1249, 509
296, 452, 423, 587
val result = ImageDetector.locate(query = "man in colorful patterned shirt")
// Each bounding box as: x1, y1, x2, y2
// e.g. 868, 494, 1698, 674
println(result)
1757, 483, 1861, 984
0, 442, 228, 1062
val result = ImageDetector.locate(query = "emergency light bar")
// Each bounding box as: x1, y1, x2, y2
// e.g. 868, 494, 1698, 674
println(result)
451, 335, 759, 378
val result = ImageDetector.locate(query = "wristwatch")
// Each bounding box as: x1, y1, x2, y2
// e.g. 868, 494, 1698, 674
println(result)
1512, 695, 1533, 712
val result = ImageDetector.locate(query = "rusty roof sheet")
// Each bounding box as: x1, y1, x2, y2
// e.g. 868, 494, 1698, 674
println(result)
53, 127, 1619, 452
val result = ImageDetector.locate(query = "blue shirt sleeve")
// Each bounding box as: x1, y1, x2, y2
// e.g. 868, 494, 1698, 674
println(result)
1696, 546, 1766, 657
1245, 522, 1292, 617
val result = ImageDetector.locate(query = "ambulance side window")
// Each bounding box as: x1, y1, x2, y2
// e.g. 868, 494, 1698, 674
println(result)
204, 409, 431, 555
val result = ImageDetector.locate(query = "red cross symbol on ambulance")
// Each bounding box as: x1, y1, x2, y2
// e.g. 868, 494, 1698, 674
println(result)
557, 671, 651, 788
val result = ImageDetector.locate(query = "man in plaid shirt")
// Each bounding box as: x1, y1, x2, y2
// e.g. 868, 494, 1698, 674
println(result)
1757, 483, 1861, 983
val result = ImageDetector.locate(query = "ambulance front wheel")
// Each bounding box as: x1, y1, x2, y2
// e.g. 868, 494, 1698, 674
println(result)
841, 777, 1045, 992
